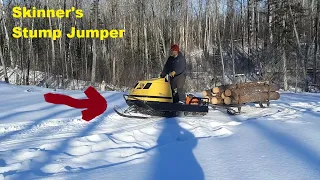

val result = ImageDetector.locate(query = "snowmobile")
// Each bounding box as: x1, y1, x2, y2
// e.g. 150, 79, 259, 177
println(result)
114, 74, 210, 118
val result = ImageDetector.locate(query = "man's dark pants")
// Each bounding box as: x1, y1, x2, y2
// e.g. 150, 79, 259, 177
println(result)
170, 74, 186, 103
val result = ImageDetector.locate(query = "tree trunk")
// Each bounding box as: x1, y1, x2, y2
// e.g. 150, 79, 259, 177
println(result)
219, 27, 225, 85
313, 1, 319, 84
282, 11, 288, 91
0, 0, 14, 68
247, 0, 252, 55
0, 43, 9, 83
241, 0, 244, 50
112, 57, 116, 84
198, 0, 202, 49
282, 46, 288, 91
185, 2, 189, 55
230, 0, 235, 79
216, 0, 225, 85
159, 20, 167, 59
84, 39, 88, 80
289, 4, 305, 90
143, 13, 148, 79
47, 0, 56, 74
203, 2, 208, 54
295, 55, 298, 93
91, 39, 97, 84
268, 0, 273, 45
207, 7, 211, 58
254, 0, 258, 50
26, 18, 34, 85
130, 13, 134, 60
91, 0, 99, 84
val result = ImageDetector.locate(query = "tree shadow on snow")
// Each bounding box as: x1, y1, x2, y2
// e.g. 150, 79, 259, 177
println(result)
147, 117, 204, 180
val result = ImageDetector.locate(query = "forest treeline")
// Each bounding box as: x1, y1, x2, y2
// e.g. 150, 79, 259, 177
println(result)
0, 0, 319, 92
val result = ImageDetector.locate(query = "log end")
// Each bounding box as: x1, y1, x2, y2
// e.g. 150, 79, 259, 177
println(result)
201, 91, 207, 97
212, 87, 220, 93
224, 97, 232, 105
225, 89, 232, 96
211, 97, 223, 105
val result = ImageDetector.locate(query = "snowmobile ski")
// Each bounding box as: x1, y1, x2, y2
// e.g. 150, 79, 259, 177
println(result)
226, 108, 240, 115
114, 105, 152, 119
209, 104, 242, 115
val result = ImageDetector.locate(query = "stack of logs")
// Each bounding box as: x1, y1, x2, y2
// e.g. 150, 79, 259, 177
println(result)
202, 81, 280, 105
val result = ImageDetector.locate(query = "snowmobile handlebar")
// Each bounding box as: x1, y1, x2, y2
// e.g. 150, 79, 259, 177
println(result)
163, 74, 172, 83
159, 74, 171, 82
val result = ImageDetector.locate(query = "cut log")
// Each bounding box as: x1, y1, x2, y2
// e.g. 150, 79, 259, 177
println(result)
224, 97, 232, 105
201, 91, 206, 97
203, 96, 210, 103
211, 97, 224, 104
212, 87, 225, 93
206, 93, 215, 98
242, 83, 280, 92
233, 91, 280, 104
202, 89, 213, 97
230, 84, 280, 98
224, 89, 232, 96
213, 82, 279, 93
221, 92, 226, 99
204, 96, 211, 102
213, 92, 221, 98
205, 81, 280, 104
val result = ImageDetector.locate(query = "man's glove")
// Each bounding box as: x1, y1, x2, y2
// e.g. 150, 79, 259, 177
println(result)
169, 71, 176, 77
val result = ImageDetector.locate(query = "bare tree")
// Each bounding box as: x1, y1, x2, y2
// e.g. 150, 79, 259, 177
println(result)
313, 0, 319, 85
90, 0, 99, 84
0, 0, 14, 68
0, 41, 8, 83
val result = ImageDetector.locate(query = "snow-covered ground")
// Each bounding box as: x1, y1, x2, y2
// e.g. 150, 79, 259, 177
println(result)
0, 82, 320, 180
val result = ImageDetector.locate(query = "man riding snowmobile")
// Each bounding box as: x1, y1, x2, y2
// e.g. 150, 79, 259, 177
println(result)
160, 44, 187, 104
113, 44, 210, 118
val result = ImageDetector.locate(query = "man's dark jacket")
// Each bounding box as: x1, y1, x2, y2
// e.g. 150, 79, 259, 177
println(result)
160, 51, 186, 78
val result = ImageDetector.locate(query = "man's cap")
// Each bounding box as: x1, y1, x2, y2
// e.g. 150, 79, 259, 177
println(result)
171, 44, 179, 52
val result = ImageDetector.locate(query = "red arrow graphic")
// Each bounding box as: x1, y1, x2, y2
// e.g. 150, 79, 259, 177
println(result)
44, 86, 107, 121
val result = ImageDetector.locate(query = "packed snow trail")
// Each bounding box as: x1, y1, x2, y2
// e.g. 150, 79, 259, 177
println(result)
0, 82, 320, 180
